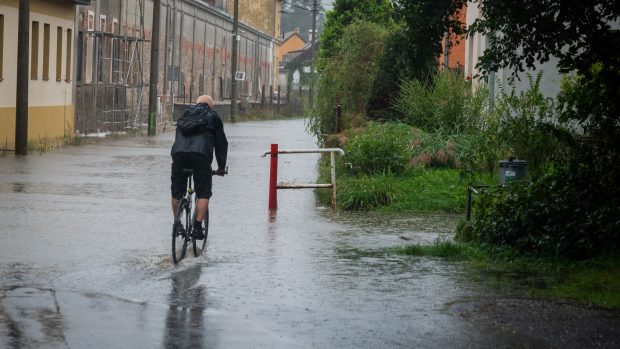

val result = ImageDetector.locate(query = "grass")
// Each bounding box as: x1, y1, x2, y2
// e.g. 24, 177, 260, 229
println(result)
383, 240, 620, 308
317, 157, 497, 213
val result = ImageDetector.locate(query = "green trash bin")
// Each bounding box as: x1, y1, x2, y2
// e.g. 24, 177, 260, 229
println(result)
499, 159, 528, 184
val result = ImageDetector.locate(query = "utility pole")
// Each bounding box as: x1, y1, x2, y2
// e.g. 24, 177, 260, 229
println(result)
148, 0, 161, 136
230, 0, 239, 119
15, 0, 30, 155
309, 0, 317, 107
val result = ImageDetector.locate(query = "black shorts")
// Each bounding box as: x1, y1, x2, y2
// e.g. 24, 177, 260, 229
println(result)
171, 152, 212, 199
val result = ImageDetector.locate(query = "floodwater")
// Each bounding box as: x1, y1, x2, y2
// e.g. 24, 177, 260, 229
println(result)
0, 119, 548, 348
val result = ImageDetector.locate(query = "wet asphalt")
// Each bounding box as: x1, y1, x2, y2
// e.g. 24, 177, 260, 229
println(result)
1, 119, 553, 348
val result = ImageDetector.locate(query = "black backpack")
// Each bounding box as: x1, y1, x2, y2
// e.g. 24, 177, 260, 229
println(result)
176, 104, 209, 136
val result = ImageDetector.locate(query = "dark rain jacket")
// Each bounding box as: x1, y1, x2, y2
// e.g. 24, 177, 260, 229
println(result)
170, 103, 228, 170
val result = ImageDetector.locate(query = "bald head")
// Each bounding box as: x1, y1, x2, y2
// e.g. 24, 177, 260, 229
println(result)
197, 95, 213, 108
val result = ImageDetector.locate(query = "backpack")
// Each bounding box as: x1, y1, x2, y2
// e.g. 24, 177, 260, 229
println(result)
176, 104, 209, 136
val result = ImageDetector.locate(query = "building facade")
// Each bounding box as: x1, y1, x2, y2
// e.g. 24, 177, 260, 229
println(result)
74, 0, 282, 134
464, 1, 563, 98
438, 4, 466, 72
0, 0, 85, 146
278, 28, 305, 63
1, 0, 283, 145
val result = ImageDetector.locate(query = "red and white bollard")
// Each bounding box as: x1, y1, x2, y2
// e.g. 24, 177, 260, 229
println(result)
268, 143, 278, 211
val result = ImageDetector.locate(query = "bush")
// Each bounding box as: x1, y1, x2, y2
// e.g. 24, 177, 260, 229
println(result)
393, 71, 487, 134
344, 121, 410, 175
464, 73, 574, 176
464, 143, 620, 259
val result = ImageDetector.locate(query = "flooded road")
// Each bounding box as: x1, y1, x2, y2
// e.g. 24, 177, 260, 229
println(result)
0, 119, 588, 348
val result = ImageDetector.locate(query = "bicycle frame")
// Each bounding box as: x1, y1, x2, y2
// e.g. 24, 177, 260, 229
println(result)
184, 175, 197, 226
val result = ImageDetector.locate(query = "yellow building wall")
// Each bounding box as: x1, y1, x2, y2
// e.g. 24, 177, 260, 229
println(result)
0, 0, 75, 147
229, 0, 281, 38
0, 105, 74, 146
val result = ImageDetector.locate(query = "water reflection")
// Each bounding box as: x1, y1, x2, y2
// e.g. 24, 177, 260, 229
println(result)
12, 182, 25, 193
163, 264, 206, 349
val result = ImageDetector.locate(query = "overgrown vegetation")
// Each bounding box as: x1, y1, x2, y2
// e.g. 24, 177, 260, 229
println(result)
310, 20, 389, 140
314, 0, 620, 301
457, 142, 620, 260
394, 71, 487, 134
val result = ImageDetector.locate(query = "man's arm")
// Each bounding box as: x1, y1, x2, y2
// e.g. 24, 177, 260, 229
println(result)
212, 112, 228, 173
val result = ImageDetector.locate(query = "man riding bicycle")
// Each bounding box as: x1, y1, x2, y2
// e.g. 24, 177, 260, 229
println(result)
170, 95, 228, 240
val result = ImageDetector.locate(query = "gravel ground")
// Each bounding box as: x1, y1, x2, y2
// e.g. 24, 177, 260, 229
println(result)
450, 298, 620, 348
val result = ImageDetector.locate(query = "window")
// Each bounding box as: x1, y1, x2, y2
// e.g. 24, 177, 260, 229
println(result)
56, 26, 62, 81
87, 11, 94, 31
99, 15, 106, 32
0, 14, 4, 81
66, 29, 72, 81
43, 23, 50, 80
31, 21, 39, 79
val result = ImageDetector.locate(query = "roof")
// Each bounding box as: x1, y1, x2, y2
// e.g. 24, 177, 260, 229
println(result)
281, 31, 306, 44
282, 40, 320, 68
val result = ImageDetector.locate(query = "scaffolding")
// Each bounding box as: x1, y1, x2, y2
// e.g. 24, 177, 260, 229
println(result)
75, 0, 277, 132
75, 0, 150, 135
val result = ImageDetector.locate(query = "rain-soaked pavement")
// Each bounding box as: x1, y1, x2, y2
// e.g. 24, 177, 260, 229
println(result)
1, 118, 618, 348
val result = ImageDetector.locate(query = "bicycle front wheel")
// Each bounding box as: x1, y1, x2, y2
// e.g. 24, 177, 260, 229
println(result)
172, 199, 190, 264
192, 209, 208, 257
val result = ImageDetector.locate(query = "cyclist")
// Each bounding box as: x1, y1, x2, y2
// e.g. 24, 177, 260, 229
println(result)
170, 95, 228, 240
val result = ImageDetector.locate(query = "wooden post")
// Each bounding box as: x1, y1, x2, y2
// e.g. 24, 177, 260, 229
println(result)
261, 85, 265, 106
269, 85, 273, 105
330, 151, 337, 209
466, 185, 472, 221
334, 104, 341, 133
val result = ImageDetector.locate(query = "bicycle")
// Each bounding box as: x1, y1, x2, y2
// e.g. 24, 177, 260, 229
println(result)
172, 167, 227, 264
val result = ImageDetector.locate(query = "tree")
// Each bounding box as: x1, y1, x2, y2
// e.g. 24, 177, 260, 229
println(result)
319, 0, 394, 62
366, 0, 467, 119
469, 0, 620, 140
309, 20, 389, 139
394, 0, 466, 80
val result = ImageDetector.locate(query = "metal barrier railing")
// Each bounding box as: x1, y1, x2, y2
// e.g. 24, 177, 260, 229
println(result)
262, 144, 345, 210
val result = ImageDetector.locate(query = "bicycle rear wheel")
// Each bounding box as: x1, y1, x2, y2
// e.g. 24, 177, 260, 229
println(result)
192, 209, 208, 256
172, 199, 190, 264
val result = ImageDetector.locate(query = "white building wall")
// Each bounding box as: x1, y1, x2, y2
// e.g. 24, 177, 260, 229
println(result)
464, 1, 563, 99
0, 7, 74, 107
0, 5, 18, 108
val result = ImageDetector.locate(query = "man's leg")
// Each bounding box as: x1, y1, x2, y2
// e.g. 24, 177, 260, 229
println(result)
195, 198, 209, 221
171, 198, 180, 217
